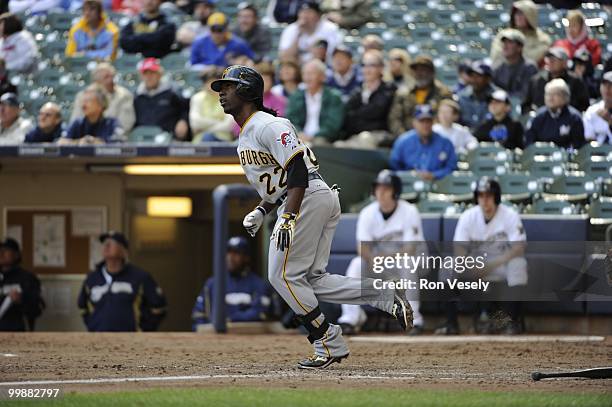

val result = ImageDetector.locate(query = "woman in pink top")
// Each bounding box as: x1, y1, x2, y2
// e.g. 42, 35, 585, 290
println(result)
232, 61, 287, 136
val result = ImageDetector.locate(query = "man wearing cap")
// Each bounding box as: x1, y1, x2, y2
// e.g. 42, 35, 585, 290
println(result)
78, 232, 167, 332
286, 58, 344, 144
474, 89, 524, 149
0, 238, 44, 331
0, 92, 32, 145
191, 236, 271, 329
583, 71, 612, 144
492, 28, 538, 101
458, 61, 499, 130
119, 0, 176, 58
190, 12, 255, 69
278, 1, 342, 64
24, 102, 64, 143
570, 49, 598, 101
233, 2, 271, 63
522, 47, 589, 114
134, 57, 190, 140
65, 0, 119, 61
325, 45, 362, 103
390, 104, 457, 181
524, 78, 585, 149
388, 55, 451, 137
189, 67, 234, 142
177, 0, 215, 48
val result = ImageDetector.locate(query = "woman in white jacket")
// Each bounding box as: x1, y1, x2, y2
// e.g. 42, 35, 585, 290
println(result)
0, 13, 39, 74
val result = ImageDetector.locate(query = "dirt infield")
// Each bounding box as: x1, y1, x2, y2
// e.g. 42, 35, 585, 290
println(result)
0, 333, 611, 394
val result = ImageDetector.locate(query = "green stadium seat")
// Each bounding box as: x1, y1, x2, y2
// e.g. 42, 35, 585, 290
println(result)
498, 172, 542, 202
519, 142, 567, 164
417, 199, 463, 215
466, 143, 511, 163
46, 12, 76, 31
468, 159, 509, 176
542, 172, 598, 202
428, 172, 477, 202
55, 84, 82, 104
573, 142, 612, 165
396, 171, 431, 201
161, 53, 189, 71
33, 68, 66, 87
580, 157, 612, 180
589, 197, 612, 223
128, 126, 172, 144
40, 40, 68, 59
407, 23, 438, 41
527, 198, 578, 215
382, 8, 409, 28
523, 159, 566, 180
114, 54, 142, 73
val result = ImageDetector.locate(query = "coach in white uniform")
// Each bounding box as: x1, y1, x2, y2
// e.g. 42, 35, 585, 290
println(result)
437, 177, 527, 335
338, 170, 426, 335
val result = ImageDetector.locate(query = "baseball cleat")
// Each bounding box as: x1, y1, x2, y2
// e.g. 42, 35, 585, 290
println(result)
297, 354, 349, 370
391, 293, 413, 331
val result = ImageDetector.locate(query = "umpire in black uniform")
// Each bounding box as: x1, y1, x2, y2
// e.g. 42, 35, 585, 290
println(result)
78, 232, 167, 332
0, 238, 44, 331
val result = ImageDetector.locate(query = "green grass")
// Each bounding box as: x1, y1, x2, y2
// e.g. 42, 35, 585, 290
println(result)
4, 388, 611, 407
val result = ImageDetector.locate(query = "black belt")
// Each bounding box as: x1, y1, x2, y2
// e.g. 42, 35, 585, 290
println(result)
276, 172, 323, 205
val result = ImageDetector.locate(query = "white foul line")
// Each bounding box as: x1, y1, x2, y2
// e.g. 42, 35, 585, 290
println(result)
0, 374, 414, 387
349, 335, 606, 344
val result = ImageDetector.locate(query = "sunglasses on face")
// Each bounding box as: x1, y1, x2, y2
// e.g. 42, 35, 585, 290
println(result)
211, 26, 225, 33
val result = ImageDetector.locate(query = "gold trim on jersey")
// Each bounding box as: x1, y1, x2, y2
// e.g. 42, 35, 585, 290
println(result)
282, 147, 306, 169
239, 112, 257, 136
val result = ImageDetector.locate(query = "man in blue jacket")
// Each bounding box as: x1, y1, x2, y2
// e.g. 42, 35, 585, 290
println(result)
390, 104, 457, 181
192, 236, 271, 330
78, 232, 167, 332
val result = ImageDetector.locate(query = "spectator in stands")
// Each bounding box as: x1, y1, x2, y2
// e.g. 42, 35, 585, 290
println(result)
339, 49, 396, 148
361, 34, 383, 52
433, 99, 477, 155
475, 89, 524, 149
522, 47, 590, 114
390, 104, 457, 180
65, 0, 119, 61
71, 63, 136, 133
458, 61, 498, 130
492, 28, 538, 101
0, 93, 32, 145
309, 39, 327, 63
61, 85, 124, 144
553, 10, 601, 66
0, 238, 44, 331
490, 0, 551, 68
437, 177, 527, 335
119, 0, 176, 58
338, 170, 425, 336
191, 236, 270, 329
321, 0, 372, 30
388, 55, 451, 137
190, 67, 233, 142
78, 232, 167, 332
524, 78, 585, 149
285, 58, 343, 145
233, 2, 271, 63
25, 102, 64, 143
278, 1, 342, 64
134, 58, 190, 141
0, 13, 38, 73
8, 0, 61, 13
0, 58, 16, 98
452, 60, 472, 96
191, 12, 254, 69
273, 0, 307, 24
383, 48, 414, 90
570, 49, 599, 101
583, 71, 612, 145
176, 0, 214, 49
326, 44, 361, 103
271, 59, 301, 98
111, 0, 144, 15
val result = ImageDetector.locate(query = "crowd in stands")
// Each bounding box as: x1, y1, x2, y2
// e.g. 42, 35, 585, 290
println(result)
0, 0, 607, 168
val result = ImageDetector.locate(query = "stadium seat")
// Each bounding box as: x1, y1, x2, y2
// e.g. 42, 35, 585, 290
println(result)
428, 172, 477, 202
580, 157, 612, 180
589, 197, 612, 222
161, 53, 189, 71
522, 159, 566, 180
573, 142, 612, 166
498, 172, 542, 202
465, 142, 511, 163
114, 54, 143, 73
468, 158, 509, 176
46, 12, 77, 32
396, 171, 431, 201
542, 172, 598, 202
55, 84, 82, 105
519, 142, 567, 164
527, 198, 578, 215
417, 199, 463, 215
40, 39, 68, 60
128, 126, 172, 144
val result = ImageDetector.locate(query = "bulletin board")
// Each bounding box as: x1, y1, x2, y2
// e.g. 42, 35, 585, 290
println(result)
3, 207, 107, 275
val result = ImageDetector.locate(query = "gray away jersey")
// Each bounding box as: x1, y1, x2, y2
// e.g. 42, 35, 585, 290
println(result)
237, 111, 319, 203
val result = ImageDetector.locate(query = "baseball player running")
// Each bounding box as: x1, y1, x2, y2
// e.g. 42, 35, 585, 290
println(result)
212, 65, 412, 369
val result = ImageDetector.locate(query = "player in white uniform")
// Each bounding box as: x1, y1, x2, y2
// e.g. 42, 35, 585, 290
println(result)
436, 177, 527, 335
211, 66, 412, 369
338, 170, 427, 335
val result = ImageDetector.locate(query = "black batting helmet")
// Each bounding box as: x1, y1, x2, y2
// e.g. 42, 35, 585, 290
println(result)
210, 65, 264, 104
372, 169, 402, 199
474, 176, 501, 205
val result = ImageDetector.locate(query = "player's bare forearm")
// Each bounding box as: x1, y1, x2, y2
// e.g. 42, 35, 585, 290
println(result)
284, 187, 305, 215
258, 200, 277, 215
